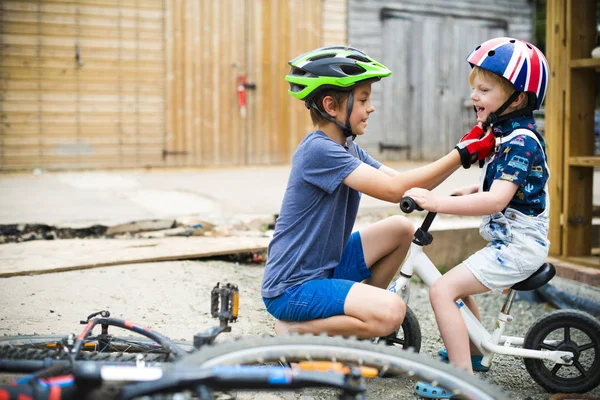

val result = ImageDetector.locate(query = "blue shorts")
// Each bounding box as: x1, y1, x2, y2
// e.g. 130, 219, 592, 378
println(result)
263, 231, 372, 322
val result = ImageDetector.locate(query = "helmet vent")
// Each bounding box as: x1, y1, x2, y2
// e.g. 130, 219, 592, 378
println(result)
309, 53, 335, 62
347, 54, 370, 63
488, 50, 495, 57
290, 83, 306, 93
339, 64, 365, 75
290, 67, 313, 77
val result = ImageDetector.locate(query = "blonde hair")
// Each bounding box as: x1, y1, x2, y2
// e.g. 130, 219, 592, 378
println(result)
469, 66, 528, 109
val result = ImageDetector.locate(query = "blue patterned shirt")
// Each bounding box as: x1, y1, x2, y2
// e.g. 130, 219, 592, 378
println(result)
483, 115, 549, 216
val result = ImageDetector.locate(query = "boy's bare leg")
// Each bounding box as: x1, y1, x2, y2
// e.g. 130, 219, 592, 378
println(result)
461, 295, 483, 355
275, 281, 405, 338
429, 264, 489, 373
360, 216, 414, 288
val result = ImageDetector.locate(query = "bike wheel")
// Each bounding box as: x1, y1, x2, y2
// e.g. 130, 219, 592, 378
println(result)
373, 304, 421, 352
523, 309, 600, 393
181, 334, 508, 400
0, 335, 195, 372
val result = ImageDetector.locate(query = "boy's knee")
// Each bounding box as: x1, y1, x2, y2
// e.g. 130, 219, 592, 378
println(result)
429, 280, 454, 305
375, 295, 405, 336
387, 215, 415, 241
389, 215, 413, 230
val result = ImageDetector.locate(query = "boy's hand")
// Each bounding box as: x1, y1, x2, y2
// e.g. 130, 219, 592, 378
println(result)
455, 125, 495, 169
404, 188, 438, 212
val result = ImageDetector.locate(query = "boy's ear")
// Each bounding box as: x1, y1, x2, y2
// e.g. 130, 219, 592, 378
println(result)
322, 95, 338, 116
512, 92, 527, 108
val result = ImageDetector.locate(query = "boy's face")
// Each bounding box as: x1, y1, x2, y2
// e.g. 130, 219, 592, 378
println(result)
338, 82, 375, 136
470, 74, 511, 124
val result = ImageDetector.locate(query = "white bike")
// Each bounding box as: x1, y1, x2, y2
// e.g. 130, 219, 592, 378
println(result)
375, 197, 600, 394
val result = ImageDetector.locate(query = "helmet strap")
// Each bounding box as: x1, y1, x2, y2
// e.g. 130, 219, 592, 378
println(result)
306, 91, 355, 139
480, 91, 535, 133
343, 91, 355, 138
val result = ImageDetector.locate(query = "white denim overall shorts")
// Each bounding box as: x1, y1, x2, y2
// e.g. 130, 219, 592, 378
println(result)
463, 129, 550, 293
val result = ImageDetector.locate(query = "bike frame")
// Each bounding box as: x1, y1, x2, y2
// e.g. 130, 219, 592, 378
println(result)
388, 225, 574, 368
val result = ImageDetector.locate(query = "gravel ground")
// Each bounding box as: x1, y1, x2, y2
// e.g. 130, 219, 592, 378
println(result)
0, 259, 598, 399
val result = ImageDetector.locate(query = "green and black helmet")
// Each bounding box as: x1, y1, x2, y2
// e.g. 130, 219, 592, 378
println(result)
285, 46, 391, 138
285, 46, 391, 101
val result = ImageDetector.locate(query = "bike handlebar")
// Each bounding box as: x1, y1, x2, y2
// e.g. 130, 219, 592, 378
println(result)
400, 197, 423, 213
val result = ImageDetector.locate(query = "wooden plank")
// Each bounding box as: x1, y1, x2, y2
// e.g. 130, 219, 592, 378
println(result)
163, 0, 174, 166
3, 80, 164, 94
3, 237, 254, 279
562, 0, 596, 257
3, 67, 164, 82
568, 156, 600, 167
0, 21, 163, 39
545, 0, 567, 256
570, 58, 600, 68
1, 47, 164, 62
1, 35, 163, 53
183, 0, 193, 166
1, 1, 162, 18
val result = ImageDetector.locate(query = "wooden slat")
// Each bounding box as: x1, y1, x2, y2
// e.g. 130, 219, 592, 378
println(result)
0, 0, 166, 171
570, 58, 600, 68
562, 0, 596, 257
0, 236, 269, 278
568, 156, 600, 167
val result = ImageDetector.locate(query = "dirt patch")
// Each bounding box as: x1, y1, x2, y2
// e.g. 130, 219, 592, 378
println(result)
0, 223, 108, 243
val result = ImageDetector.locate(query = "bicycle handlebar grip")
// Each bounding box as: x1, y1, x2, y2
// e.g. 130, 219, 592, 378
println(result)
400, 197, 423, 213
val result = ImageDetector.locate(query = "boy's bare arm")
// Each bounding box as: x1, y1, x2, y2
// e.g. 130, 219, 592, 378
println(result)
452, 184, 479, 196
343, 150, 461, 203
378, 164, 399, 177
406, 179, 517, 216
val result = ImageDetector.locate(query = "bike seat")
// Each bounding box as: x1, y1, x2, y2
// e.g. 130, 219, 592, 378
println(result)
511, 263, 556, 291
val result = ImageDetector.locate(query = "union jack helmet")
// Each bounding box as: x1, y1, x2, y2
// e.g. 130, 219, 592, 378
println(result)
466, 37, 549, 110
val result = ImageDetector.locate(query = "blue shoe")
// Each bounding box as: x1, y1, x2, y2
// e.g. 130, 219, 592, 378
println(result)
414, 381, 453, 399
438, 347, 490, 372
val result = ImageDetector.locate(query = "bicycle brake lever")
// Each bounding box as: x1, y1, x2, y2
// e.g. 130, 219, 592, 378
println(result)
81, 310, 110, 324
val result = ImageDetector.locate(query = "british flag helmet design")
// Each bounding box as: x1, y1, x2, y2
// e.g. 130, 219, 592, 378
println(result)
466, 37, 549, 110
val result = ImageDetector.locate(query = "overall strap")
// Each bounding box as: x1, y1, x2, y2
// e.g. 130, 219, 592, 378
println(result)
481, 129, 550, 217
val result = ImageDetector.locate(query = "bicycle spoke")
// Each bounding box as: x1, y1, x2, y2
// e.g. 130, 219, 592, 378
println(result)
563, 327, 571, 343
539, 342, 556, 351
550, 363, 562, 375
573, 360, 589, 377
578, 342, 596, 352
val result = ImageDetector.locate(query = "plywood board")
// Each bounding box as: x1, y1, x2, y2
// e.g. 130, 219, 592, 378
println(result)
0, 236, 270, 277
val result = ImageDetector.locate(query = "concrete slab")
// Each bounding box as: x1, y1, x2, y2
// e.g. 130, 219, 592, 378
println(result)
0, 163, 483, 228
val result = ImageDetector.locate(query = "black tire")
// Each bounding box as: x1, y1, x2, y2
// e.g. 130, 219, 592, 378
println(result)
374, 304, 421, 352
523, 309, 600, 393
0, 335, 195, 372
181, 334, 508, 400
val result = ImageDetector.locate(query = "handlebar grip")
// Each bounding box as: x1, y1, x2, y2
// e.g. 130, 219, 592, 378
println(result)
400, 197, 423, 213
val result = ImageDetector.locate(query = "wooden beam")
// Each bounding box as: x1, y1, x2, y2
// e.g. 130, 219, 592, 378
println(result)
562, 0, 596, 257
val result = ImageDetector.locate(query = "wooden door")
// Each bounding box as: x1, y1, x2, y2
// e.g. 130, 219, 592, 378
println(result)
164, 0, 322, 167
380, 11, 506, 160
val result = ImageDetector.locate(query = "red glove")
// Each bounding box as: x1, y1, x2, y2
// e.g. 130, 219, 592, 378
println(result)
455, 125, 495, 169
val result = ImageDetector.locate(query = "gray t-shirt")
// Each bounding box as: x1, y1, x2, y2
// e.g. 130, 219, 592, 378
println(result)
261, 130, 382, 298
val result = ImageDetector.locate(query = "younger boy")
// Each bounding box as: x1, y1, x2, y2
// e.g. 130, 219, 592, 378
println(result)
405, 38, 550, 398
